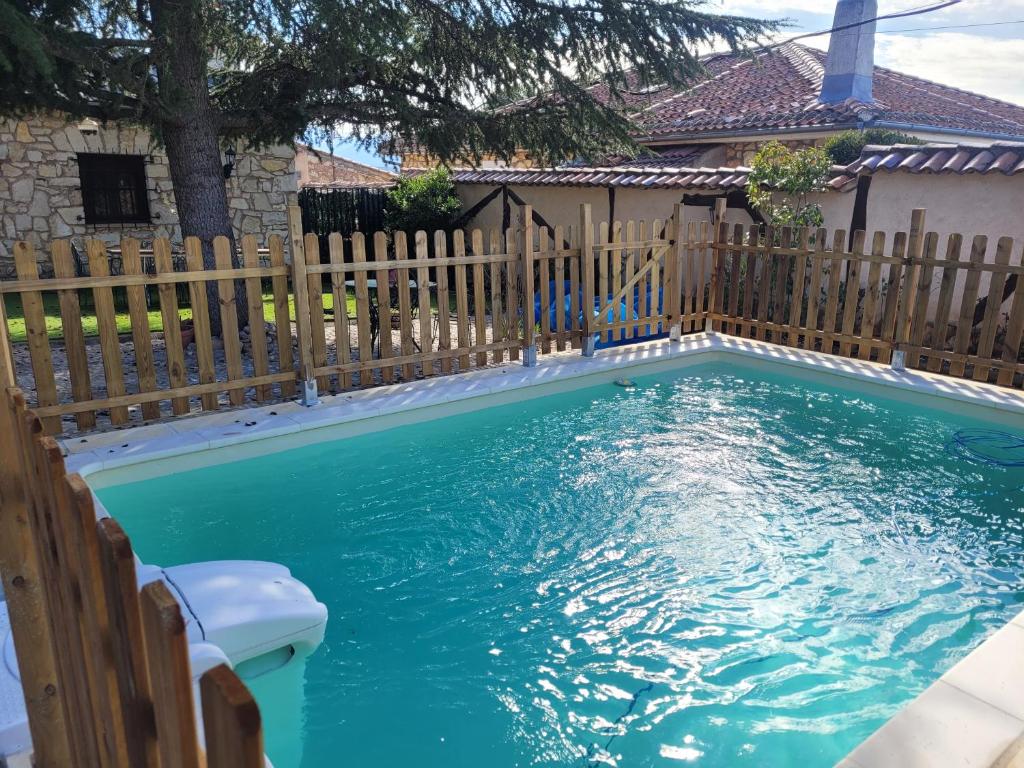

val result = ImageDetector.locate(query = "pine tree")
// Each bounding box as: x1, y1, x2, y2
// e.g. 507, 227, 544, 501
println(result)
1, 0, 776, 331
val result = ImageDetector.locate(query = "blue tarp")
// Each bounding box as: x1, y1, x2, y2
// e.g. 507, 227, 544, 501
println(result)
532, 281, 668, 348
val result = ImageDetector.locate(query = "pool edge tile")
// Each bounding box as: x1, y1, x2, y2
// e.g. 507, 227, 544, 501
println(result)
940, 622, 1024, 721
843, 680, 1024, 768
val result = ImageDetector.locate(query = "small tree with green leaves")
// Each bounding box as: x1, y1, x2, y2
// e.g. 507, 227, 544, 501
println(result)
824, 128, 924, 165
746, 141, 832, 231
385, 168, 462, 236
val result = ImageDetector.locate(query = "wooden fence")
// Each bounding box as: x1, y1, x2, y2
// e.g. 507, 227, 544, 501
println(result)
3, 201, 1024, 438
0, 385, 264, 768
707, 207, 1024, 385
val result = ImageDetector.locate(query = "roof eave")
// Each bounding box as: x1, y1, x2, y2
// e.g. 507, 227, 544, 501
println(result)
632, 121, 861, 145
867, 120, 1024, 144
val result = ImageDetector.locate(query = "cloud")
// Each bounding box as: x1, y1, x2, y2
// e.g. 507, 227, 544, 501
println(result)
875, 33, 1024, 104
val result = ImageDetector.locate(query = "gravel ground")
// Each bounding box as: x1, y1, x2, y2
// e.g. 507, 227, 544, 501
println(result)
12, 315, 518, 435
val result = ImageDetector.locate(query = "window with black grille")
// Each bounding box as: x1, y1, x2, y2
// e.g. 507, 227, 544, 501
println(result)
77, 153, 151, 225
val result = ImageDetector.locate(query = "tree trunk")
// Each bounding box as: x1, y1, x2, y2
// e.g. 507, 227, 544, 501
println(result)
151, 0, 248, 336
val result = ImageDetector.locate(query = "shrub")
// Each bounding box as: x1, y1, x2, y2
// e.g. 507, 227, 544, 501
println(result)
746, 141, 831, 230
824, 128, 924, 166
384, 167, 462, 235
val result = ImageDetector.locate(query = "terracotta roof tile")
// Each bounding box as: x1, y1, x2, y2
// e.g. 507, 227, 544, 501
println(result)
833, 142, 1024, 178
613, 43, 1024, 141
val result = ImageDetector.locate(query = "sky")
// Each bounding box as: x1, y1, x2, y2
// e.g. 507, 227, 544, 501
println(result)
323, 0, 1024, 169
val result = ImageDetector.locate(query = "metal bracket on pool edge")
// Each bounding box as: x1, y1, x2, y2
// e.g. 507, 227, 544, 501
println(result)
891, 349, 906, 372
523, 344, 538, 367
301, 378, 319, 406
582, 335, 596, 357
670, 324, 682, 342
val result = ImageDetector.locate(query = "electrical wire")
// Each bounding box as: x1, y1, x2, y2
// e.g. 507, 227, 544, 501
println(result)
747, 0, 963, 54
877, 19, 1024, 34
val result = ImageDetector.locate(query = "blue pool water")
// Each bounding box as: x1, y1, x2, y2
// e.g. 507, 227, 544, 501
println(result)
97, 362, 1024, 767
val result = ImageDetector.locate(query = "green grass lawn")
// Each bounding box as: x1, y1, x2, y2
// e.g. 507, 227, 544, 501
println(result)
4, 289, 357, 344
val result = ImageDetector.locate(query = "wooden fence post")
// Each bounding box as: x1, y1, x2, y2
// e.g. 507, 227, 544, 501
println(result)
708, 197, 728, 332
668, 203, 686, 341
288, 196, 318, 404
140, 581, 202, 768
0, 388, 72, 767
200, 665, 265, 768
893, 208, 926, 370
579, 204, 596, 356
520, 205, 537, 366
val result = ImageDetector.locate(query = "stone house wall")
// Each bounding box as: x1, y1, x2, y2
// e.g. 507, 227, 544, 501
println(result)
0, 113, 297, 268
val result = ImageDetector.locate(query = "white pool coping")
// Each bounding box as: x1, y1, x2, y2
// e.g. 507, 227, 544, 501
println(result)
61, 331, 1024, 767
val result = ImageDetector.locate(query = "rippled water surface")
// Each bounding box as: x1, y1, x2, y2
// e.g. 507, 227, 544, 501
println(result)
98, 362, 1024, 768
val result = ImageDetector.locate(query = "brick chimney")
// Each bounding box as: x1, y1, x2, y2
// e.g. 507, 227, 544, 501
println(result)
819, 0, 877, 104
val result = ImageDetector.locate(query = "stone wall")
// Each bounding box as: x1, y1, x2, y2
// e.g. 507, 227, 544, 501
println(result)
0, 113, 297, 267
722, 138, 824, 166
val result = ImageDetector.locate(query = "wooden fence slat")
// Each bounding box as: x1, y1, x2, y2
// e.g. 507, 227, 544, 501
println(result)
394, 232, 416, 379
858, 232, 886, 360
895, 210, 927, 354
787, 228, 810, 347
201, 664, 265, 768
803, 230, 827, 350
415, 231, 434, 373
304, 234, 329, 393
506, 227, 520, 360
909, 232, 939, 369
649, 220, 664, 335
374, 231, 395, 383
58, 472, 129, 767
453, 230, 472, 369
928, 234, 964, 373
743, 224, 758, 338
552, 226, 567, 351
974, 236, 1014, 382
140, 581, 202, 768
212, 237, 245, 407
86, 240, 130, 425
95, 517, 159, 768
638, 221, 650, 334
154, 240, 190, 414
352, 232, 375, 385
18, 415, 101, 763
950, 236, 988, 377
434, 231, 453, 374
569, 226, 581, 349
820, 230, 846, 352
51, 240, 96, 429
472, 229, 489, 365
183, 239, 219, 412
268, 235, 297, 399
997, 242, 1024, 386
0, 388, 73, 767
839, 231, 865, 357
327, 233, 353, 390
241, 236, 272, 401
489, 229, 506, 361
121, 239, 161, 421
683, 221, 697, 333
621, 221, 635, 339
879, 231, 908, 363
773, 226, 792, 343
755, 226, 775, 342
598, 221, 610, 342
538, 226, 552, 353
13, 242, 61, 433
521, 207, 536, 353
727, 224, 743, 335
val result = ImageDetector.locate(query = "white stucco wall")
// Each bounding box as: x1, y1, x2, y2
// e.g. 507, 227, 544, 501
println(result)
457, 174, 1024, 251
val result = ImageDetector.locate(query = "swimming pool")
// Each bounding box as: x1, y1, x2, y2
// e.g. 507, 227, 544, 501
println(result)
90, 354, 1024, 768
